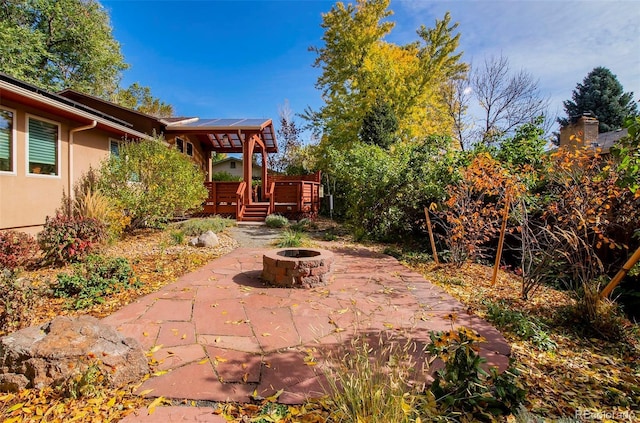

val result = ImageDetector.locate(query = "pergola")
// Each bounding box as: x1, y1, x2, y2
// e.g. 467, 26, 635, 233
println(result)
164, 117, 321, 222
164, 118, 277, 201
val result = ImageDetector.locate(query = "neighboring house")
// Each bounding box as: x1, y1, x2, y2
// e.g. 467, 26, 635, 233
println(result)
211, 157, 262, 179
0, 73, 150, 234
559, 114, 628, 153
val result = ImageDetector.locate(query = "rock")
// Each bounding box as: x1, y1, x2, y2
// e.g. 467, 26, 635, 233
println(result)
187, 231, 219, 247
0, 373, 29, 391
0, 316, 149, 390
197, 230, 219, 247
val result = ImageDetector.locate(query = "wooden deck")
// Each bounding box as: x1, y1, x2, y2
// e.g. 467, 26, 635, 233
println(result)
202, 172, 321, 222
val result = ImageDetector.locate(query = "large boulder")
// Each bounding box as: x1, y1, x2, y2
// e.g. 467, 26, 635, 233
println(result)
188, 230, 219, 248
0, 315, 149, 390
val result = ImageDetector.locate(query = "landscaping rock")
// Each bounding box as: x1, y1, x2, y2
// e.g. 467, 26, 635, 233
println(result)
0, 315, 149, 390
189, 230, 219, 248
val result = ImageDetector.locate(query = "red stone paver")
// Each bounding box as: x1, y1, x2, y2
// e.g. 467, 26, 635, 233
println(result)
120, 406, 224, 422
103, 246, 511, 421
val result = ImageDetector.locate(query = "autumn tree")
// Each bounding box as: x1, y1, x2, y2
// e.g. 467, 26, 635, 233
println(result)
558, 66, 638, 133
0, 0, 127, 98
305, 0, 466, 148
113, 83, 174, 118
471, 55, 549, 145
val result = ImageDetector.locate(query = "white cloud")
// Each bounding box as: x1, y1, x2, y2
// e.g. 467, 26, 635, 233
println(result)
394, 0, 640, 127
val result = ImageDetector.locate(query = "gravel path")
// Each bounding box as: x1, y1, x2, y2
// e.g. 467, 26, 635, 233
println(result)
227, 224, 282, 248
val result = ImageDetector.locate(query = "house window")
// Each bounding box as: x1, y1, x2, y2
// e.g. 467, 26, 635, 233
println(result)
109, 139, 121, 158
176, 137, 184, 153
230, 161, 236, 169
0, 108, 15, 173
186, 141, 193, 157
27, 116, 59, 175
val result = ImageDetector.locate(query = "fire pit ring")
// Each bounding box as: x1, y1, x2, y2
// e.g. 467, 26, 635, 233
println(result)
262, 248, 334, 288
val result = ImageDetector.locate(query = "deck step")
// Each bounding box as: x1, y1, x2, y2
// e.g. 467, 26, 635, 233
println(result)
239, 204, 269, 222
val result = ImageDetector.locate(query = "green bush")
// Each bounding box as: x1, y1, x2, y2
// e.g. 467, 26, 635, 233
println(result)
53, 255, 137, 309
0, 230, 37, 271
97, 137, 208, 229
425, 327, 526, 420
265, 214, 288, 228
211, 171, 242, 182
174, 217, 235, 236
38, 214, 106, 264
276, 230, 307, 248
484, 301, 557, 351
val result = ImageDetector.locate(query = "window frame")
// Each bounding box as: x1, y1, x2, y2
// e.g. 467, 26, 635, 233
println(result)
230, 161, 236, 169
186, 141, 194, 157
109, 138, 122, 158
0, 106, 17, 175
26, 114, 61, 178
176, 137, 184, 153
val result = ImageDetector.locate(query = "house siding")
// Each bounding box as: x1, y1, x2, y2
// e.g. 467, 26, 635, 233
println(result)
0, 98, 115, 234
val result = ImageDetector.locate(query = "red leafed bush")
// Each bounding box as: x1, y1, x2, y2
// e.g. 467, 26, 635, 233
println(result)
0, 230, 37, 270
38, 214, 106, 264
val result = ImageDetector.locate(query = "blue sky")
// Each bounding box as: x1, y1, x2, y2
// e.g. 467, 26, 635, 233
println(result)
103, 0, 640, 139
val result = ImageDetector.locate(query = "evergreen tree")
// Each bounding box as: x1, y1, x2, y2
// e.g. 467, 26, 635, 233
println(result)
558, 67, 638, 133
359, 98, 399, 148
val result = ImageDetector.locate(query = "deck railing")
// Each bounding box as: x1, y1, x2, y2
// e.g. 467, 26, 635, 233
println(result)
203, 171, 321, 219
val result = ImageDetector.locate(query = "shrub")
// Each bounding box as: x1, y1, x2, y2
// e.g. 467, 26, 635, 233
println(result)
38, 214, 106, 264
74, 189, 130, 241
53, 254, 137, 309
211, 171, 242, 182
265, 214, 288, 228
0, 270, 36, 334
425, 327, 526, 420
0, 230, 37, 271
174, 217, 235, 236
276, 229, 307, 248
484, 300, 557, 351
98, 137, 208, 229
323, 334, 419, 423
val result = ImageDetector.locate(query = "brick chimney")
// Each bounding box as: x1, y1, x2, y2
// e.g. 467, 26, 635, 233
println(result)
559, 113, 599, 149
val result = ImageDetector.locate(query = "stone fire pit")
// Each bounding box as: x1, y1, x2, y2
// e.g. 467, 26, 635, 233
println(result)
262, 248, 334, 288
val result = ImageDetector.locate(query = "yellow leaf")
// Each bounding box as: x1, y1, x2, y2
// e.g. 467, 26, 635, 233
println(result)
215, 356, 228, 362
149, 344, 163, 353
7, 402, 24, 412
106, 396, 116, 408
181, 334, 187, 339
198, 358, 209, 365
383, 323, 394, 329
262, 333, 271, 337
138, 389, 154, 396
265, 389, 283, 402
147, 396, 165, 415
152, 370, 168, 377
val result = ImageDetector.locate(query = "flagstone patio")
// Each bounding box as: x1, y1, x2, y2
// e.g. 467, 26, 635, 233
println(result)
113, 245, 510, 422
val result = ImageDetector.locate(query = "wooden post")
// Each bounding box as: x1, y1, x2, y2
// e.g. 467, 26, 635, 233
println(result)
600, 245, 640, 298
424, 207, 439, 265
491, 191, 511, 286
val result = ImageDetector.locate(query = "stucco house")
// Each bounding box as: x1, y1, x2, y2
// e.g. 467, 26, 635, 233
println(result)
0, 73, 152, 234
1, 73, 320, 231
